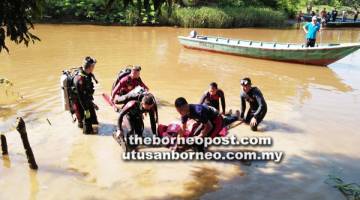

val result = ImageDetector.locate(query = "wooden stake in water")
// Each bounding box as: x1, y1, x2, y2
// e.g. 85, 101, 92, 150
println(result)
1, 134, 8, 155
15, 117, 38, 170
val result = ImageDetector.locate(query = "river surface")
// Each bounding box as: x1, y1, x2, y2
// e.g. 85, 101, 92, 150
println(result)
0, 25, 359, 200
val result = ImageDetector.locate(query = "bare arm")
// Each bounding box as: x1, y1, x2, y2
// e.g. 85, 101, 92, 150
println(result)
198, 121, 213, 137
111, 81, 123, 101
138, 78, 149, 91
303, 24, 308, 33
199, 92, 207, 104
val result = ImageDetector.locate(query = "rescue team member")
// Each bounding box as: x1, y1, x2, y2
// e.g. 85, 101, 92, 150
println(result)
114, 94, 157, 150
111, 66, 149, 105
199, 82, 226, 115
239, 77, 267, 131
73, 56, 99, 134
175, 97, 224, 139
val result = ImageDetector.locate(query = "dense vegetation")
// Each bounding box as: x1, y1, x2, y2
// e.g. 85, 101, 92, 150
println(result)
0, 0, 358, 52
37, 0, 359, 27
39, 0, 292, 26
158, 6, 287, 28
0, 0, 41, 52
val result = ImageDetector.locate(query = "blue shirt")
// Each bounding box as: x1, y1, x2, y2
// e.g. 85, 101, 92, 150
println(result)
305, 22, 320, 39
181, 104, 219, 124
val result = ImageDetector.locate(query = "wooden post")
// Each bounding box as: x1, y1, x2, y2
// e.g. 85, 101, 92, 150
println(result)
1, 134, 8, 155
15, 117, 38, 170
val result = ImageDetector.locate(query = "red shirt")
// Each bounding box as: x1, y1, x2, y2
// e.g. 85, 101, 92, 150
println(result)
111, 75, 148, 100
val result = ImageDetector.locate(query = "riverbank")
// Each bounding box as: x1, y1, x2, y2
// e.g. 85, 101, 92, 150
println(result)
39, 3, 289, 28
1, 25, 360, 199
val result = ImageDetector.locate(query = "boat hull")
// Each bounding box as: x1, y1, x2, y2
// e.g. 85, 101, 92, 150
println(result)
178, 36, 360, 66
326, 21, 360, 27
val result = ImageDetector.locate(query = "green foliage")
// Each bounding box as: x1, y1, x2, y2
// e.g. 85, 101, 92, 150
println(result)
226, 7, 287, 27
0, 78, 13, 86
325, 175, 360, 200
173, 7, 232, 28
124, 6, 142, 25
301, 0, 358, 9
43, 0, 124, 23
160, 6, 287, 28
181, 0, 201, 7
277, 0, 301, 17
0, 0, 41, 53
5, 0, 358, 32
217, 0, 245, 7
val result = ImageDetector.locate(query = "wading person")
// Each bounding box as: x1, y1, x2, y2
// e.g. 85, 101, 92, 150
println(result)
73, 56, 99, 134
239, 77, 267, 132
114, 94, 158, 151
111, 66, 149, 105
199, 82, 226, 115
303, 16, 321, 48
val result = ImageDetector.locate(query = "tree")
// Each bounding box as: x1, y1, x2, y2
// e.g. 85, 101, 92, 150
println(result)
0, 0, 41, 53
106, 0, 172, 23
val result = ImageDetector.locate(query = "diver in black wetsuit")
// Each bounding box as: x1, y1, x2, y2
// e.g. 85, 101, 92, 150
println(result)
239, 77, 267, 131
199, 82, 226, 115
72, 57, 99, 134
114, 94, 158, 151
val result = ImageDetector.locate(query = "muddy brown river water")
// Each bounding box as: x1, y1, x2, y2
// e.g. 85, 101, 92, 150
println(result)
0, 25, 360, 200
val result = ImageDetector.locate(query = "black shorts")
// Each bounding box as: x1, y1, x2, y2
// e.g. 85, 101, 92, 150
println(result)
306, 39, 316, 47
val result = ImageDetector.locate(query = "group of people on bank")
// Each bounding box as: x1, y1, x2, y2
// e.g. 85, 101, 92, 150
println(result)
300, 6, 359, 24
299, 7, 359, 48
65, 57, 267, 150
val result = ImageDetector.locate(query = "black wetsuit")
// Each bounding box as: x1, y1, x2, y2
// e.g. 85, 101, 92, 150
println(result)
199, 89, 226, 113
118, 100, 157, 140
73, 68, 98, 134
240, 87, 267, 131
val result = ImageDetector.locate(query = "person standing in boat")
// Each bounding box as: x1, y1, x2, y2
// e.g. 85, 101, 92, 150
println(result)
331, 8, 338, 22
342, 10, 347, 22
354, 8, 359, 22
239, 77, 267, 132
303, 16, 321, 48
199, 82, 226, 115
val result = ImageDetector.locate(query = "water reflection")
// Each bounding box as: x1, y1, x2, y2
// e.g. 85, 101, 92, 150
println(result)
0, 25, 359, 200
2, 155, 11, 168
29, 170, 39, 200
178, 48, 352, 104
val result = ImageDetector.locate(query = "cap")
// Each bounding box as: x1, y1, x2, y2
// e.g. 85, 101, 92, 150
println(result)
312, 16, 317, 21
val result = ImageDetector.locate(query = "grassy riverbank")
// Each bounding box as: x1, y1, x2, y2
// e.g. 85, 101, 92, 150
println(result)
159, 6, 287, 28
39, 0, 291, 27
